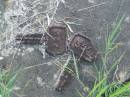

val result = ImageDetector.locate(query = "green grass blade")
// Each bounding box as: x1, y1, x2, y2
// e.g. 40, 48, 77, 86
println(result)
87, 78, 106, 97
107, 52, 125, 75
109, 82, 130, 97
96, 86, 108, 97
107, 14, 125, 48
63, 55, 72, 70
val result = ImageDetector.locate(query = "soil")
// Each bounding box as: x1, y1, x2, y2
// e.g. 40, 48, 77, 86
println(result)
0, 0, 130, 97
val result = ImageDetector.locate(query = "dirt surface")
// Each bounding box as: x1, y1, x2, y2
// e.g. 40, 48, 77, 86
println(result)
0, 0, 130, 97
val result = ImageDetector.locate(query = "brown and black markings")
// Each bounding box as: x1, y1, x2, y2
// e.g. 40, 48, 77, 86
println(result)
69, 34, 98, 62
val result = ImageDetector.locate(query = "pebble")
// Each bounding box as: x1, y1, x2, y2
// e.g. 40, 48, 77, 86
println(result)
88, 0, 95, 4
124, 16, 130, 23
0, 56, 4, 60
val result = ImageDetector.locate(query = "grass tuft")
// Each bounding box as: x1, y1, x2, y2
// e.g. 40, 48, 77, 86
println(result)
0, 69, 18, 97
78, 15, 130, 97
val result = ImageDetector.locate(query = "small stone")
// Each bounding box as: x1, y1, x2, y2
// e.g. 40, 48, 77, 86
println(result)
88, 0, 95, 4
124, 16, 130, 23
118, 71, 127, 82
0, 57, 4, 60
37, 76, 45, 87
13, 86, 21, 90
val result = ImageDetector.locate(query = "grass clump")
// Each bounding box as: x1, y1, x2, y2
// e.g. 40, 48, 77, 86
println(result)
0, 69, 18, 97
77, 15, 130, 97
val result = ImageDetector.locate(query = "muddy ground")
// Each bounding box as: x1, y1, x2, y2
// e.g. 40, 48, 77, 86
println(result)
0, 0, 130, 97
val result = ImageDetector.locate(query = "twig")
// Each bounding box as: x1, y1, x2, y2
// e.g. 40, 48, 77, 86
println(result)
77, 2, 107, 12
